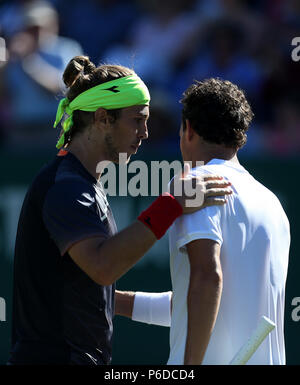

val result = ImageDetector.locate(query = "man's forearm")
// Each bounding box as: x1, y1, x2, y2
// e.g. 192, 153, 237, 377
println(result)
99, 177, 231, 285
22, 53, 63, 93
184, 275, 223, 365
69, 181, 231, 287
97, 221, 156, 285
115, 290, 135, 318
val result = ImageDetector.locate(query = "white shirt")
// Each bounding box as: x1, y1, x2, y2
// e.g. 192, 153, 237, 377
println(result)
167, 159, 290, 365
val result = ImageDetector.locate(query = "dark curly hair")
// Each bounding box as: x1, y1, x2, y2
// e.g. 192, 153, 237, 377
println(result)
181, 78, 254, 149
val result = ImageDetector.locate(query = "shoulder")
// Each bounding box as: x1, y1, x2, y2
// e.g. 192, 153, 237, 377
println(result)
54, 154, 96, 192
256, 179, 290, 225
24, 157, 63, 207
190, 165, 215, 177
251, 176, 284, 208
44, 176, 95, 207
41, 156, 95, 209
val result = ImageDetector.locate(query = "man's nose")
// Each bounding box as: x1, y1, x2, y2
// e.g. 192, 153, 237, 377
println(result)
138, 122, 148, 140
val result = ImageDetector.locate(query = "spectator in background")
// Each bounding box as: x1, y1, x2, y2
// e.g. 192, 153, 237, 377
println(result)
0, 0, 34, 40
0, 0, 34, 144
171, 20, 264, 110
264, 98, 300, 156
0, 0, 299, 157
56, 0, 139, 64
103, 0, 201, 87
137, 89, 180, 160
255, 0, 300, 153
1, 0, 82, 149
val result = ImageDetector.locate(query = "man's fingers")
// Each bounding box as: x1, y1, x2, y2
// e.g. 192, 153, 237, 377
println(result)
203, 175, 225, 181
204, 197, 228, 206
204, 180, 232, 189
182, 195, 228, 214
205, 188, 232, 197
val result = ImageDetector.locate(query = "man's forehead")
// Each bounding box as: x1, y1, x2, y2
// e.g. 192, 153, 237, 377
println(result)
124, 105, 149, 116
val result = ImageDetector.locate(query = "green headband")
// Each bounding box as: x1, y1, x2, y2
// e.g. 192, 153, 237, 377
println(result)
54, 74, 150, 149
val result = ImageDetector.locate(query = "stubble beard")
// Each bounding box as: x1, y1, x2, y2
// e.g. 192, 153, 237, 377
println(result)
104, 132, 131, 164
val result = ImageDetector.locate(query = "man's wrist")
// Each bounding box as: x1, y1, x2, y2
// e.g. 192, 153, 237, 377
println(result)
115, 290, 135, 318
138, 193, 183, 239
132, 291, 172, 327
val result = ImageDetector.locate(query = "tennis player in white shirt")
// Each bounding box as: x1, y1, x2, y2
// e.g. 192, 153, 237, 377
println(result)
115, 78, 290, 365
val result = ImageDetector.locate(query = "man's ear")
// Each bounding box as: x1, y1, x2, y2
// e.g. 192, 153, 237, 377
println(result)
94, 107, 109, 125
185, 119, 195, 142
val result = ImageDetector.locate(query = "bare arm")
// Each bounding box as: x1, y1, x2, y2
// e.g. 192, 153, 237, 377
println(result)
69, 221, 156, 286
115, 290, 135, 318
69, 175, 231, 287
184, 239, 223, 365
22, 53, 63, 94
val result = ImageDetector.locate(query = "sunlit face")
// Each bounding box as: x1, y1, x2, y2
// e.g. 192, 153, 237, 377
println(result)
104, 105, 150, 163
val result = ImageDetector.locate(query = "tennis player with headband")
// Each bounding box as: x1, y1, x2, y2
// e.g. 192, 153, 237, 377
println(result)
9, 56, 232, 365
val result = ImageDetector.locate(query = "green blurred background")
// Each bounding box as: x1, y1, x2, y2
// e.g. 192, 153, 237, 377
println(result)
0, 149, 299, 365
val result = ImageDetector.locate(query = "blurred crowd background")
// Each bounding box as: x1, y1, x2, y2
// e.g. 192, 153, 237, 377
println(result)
0, 0, 300, 365
0, 0, 300, 158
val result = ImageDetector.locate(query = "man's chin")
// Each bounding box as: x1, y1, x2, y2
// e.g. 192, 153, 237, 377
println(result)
113, 152, 131, 164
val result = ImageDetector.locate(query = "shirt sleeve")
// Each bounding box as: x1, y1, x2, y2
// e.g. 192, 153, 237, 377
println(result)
173, 205, 223, 254
42, 179, 110, 255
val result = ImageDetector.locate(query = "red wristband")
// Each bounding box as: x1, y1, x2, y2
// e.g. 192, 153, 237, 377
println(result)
138, 192, 183, 239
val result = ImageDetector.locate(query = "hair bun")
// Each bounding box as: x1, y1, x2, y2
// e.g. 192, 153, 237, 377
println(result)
63, 55, 96, 88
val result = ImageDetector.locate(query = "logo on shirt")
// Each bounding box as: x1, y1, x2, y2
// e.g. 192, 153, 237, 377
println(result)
144, 216, 152, 227
77, 192, 109, 222
95, 189, 109, 222
77, 193, 95, 207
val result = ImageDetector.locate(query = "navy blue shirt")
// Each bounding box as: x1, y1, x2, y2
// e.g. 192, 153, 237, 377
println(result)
9, 152, 117, 365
